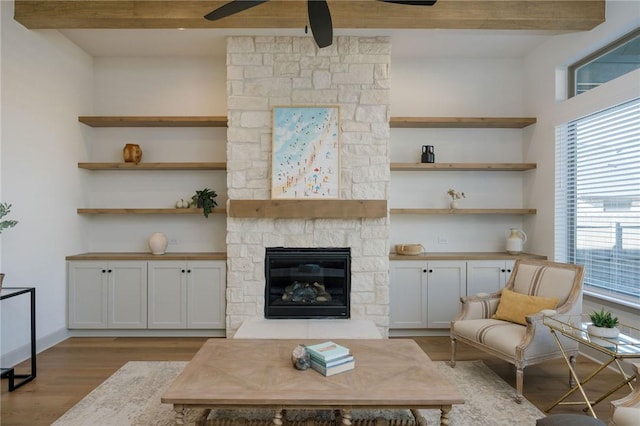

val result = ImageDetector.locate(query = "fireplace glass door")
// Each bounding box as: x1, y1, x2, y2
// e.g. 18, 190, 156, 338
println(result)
265, 247, 350, 319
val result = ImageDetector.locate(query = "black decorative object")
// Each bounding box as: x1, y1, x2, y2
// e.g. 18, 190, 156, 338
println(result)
204, 0, 437, 49
421, 145, 435, 163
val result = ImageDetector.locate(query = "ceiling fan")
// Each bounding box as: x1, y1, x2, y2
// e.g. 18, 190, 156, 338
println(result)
204, 0, 438, 49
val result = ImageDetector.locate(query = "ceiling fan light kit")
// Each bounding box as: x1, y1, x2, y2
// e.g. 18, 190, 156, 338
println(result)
204, 0, 438, 48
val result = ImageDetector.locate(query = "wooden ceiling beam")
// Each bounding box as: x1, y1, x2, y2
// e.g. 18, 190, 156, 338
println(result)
14, 1, 605, 31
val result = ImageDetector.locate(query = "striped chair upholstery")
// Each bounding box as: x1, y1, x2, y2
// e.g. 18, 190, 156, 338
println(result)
450, 259, 584, 403
610, 363, 640, 426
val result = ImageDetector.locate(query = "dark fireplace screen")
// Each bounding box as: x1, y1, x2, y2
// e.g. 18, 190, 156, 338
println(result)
265, 247, 351, 319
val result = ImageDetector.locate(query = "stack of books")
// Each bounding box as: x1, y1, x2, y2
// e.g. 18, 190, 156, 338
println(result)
305, 341, 355, 376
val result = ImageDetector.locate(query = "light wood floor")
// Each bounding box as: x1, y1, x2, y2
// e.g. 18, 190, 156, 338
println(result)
0, 336, 633, 425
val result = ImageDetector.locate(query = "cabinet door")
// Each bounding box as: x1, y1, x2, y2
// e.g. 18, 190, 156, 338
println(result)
68, 262, 108, 328
466, 260, 513, 296
147, 261, 187, 328
426, 261, 466, 329
108, 262, 148, 329
389, 261, 428, 328
186, 261, 226, 329
502, 260, 515, 286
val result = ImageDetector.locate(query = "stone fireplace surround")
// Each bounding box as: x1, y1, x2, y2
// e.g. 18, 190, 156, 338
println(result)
225, 36, 391, 337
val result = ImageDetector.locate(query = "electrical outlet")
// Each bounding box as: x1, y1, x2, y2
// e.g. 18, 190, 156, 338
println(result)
438, 236, 449, 244
168, 238, 178, 245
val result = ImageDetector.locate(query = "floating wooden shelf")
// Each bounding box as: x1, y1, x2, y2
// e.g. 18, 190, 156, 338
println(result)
390, 208, 536, 215
78, 116, 227, 127
390, 162, 536, 171
77, 208, 227, 215
77, 116, 535, 129
228, 200, 387, 219
389, 117, 536, 129
78, 162, 226, 170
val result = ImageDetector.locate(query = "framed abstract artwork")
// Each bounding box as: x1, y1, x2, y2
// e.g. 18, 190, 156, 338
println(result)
271, 106, 340, 199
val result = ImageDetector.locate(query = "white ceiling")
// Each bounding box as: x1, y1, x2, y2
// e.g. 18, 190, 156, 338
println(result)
59, 28, 556, 58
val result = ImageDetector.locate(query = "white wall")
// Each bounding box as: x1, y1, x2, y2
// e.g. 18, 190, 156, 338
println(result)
524, 0, 640, 261
389, 57, 529, 252
523, 1, 640, 360
1, 1, 93, 364
85, 57, 227, 253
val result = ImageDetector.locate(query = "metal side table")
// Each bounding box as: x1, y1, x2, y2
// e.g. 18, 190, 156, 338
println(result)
543, 314, 640, 419
1, 287, 36, 391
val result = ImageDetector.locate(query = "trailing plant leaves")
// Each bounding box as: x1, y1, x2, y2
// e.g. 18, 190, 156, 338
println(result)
0, 203, 18, 234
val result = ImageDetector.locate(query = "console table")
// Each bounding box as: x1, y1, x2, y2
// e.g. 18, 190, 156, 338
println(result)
1, 287, 36, 391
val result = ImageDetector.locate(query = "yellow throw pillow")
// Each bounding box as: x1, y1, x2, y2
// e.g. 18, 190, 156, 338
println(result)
492, 289, 559, 325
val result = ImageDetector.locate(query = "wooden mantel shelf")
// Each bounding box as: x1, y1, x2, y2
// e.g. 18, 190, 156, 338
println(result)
228, 200, 387, 219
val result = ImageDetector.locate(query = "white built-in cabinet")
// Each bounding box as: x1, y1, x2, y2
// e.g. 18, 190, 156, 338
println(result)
147, 261, 225, 329
68, 260, 225, 330
68, 261, 148, 329
389, 260, 466, 329
466, 260, 515, 296
389, 258, 531, 330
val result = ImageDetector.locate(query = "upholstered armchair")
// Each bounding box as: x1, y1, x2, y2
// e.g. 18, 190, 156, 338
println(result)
450, 258, 585, 403
609, 363, 640, 426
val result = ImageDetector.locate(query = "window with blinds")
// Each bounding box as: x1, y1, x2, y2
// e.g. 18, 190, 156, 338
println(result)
555, 97, 640, 307
568, 28, 640, 98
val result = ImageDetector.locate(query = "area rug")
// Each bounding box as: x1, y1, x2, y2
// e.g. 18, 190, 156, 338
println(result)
52, 360, 545, 426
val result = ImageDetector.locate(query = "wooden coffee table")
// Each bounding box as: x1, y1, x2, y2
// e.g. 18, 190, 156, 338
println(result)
161, 338, 463, 425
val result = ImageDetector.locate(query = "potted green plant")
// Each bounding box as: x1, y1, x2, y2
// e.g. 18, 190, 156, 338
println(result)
191, 188, 218, 218
587, 308, 620, 338
0, 202, 18, 288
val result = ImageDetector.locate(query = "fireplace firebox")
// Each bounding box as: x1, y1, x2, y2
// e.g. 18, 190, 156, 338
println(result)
265, 247, 351, 319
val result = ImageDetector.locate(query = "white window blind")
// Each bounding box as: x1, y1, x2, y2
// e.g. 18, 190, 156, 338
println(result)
555, 97, 640, 307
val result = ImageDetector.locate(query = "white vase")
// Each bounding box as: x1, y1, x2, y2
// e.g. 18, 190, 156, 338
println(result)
450, 200, 459, 209
149, 232, 168, 255
587, 324, 620, 339
506, 228, 528, 254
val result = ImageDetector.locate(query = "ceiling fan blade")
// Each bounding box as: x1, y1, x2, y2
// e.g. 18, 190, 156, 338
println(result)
308, 0, 333, 48
204, 0, 270, 21
377, 0, 437, 5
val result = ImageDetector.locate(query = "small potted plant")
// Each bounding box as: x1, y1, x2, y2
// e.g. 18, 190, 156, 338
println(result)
0, 202, 18, 288
191, 188, 218, 218
587, 308, 620, 338
447, 188, 465, 209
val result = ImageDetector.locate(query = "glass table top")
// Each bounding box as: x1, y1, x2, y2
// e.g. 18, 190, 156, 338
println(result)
543, 314, 640, 357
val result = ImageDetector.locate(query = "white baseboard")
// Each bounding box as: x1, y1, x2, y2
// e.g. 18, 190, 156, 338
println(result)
0, 327, 69, 368
67, 329, 227, 338
389, 329, 451, 337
